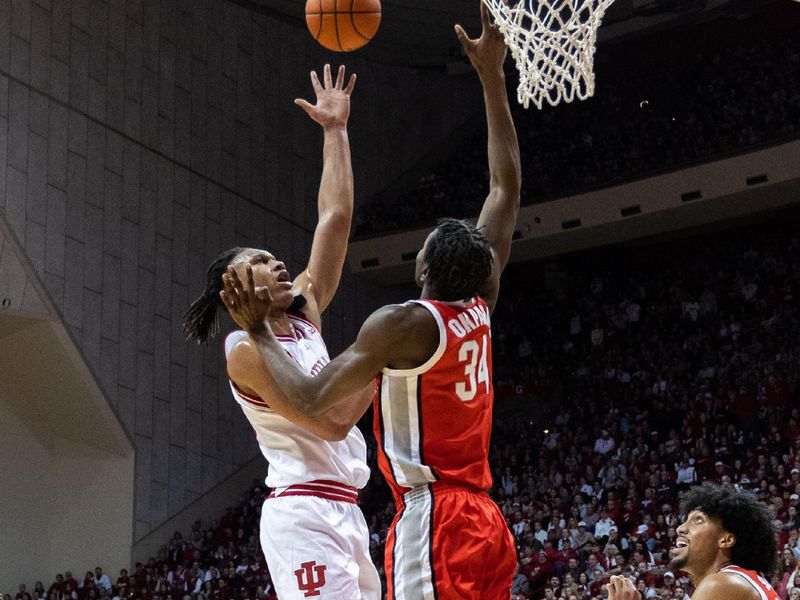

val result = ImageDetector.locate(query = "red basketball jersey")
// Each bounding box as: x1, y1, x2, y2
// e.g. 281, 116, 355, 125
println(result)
719, 566, 780, 600
373, 298, 494, 501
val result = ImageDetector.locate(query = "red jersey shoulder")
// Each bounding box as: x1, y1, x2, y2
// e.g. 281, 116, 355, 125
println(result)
721, 566, 780, 599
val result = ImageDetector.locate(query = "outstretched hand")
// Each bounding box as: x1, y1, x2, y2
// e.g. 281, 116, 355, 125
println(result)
295, 64, 357, 130
454, 0, 508, 78
606, 576, 642, 600
220, 264, 273, 334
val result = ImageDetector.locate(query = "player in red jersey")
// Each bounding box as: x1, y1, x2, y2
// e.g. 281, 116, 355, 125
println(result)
219, 2, 520, 598
607, 482, 780, 600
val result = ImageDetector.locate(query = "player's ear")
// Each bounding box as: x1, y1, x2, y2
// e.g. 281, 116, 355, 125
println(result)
719, 531, 736, 549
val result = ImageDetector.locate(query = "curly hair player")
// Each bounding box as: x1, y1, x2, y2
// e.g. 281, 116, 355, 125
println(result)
220, 2, 521, 598
183, 65, 380, 600
607, 482, 780, 600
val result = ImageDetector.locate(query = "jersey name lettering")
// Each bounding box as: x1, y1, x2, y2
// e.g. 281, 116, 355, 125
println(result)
447, 303, 490, 338
309, 357, 329, 377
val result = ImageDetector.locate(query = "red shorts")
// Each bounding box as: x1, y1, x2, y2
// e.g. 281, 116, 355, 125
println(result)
385, 482, 516, 600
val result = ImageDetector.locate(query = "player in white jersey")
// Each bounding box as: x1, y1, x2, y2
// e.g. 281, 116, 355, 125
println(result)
184, 64, 380, 600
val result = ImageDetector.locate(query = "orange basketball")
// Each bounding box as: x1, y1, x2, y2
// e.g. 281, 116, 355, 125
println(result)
305, 0, 381, 52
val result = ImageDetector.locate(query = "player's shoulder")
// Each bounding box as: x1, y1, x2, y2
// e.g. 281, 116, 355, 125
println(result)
359, 303, 439, 358
366, 302, 436, 331
693, 571, 761, 600
225, 332, 260, 376
225, 329, 252, 351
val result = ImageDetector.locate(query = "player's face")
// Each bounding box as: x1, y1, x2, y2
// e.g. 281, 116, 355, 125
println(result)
669, 510, 729, 575
231, 249, 294, 311
415, 230, 436, 288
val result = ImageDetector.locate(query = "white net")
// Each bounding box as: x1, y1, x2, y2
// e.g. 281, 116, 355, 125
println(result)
484, 0, 616, 109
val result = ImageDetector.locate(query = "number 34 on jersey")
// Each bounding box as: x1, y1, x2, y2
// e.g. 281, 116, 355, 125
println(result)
456, 334, 489, 402
446, 302, 492, 403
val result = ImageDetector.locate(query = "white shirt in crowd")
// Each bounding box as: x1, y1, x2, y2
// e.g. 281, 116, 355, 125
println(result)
675, 464, 696, 485
594, 436, 616, 455
594, 518, 616, 539
190, 579, 202, 595
94, 576, 111, 592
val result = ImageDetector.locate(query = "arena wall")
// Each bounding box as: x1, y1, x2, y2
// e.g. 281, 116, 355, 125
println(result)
0, 315, 134, 590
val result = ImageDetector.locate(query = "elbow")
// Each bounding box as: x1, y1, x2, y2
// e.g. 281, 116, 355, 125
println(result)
283, 380, 323, 417
328, 425, 351, 442
317, 423, 350, 442
320, 209, 352, 229
296, 395, 329, 420
491, 167, 522, 198
490, 178, 522, 206
299, 384, 337, 419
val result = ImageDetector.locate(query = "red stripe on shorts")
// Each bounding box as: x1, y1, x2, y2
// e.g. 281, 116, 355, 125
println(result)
267, 479, 359, 504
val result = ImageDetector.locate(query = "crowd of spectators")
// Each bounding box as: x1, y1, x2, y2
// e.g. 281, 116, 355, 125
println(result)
355, 27, 800, 235
479, 214, 800, 599
5, 221, 800, 599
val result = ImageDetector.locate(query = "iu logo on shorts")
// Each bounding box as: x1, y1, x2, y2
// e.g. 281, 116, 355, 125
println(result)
294, 561, 327, 597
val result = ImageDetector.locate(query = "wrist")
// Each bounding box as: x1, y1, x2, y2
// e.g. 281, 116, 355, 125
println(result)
323, 123, 348, 134
479, 68, 506, 84
247, 322, 268, 337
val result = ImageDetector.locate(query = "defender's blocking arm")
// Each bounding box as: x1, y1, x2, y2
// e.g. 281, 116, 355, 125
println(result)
225, 336, 374, 440
221, 264, 436, 418
456, 2, 522, 313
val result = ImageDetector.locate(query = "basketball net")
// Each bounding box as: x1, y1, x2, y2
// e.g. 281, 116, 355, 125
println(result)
483, 0, 616, 109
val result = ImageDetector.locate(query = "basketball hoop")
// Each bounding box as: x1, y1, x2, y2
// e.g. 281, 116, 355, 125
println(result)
483, 0, 616, 110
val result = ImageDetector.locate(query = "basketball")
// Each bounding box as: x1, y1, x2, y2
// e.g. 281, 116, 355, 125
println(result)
305, 0, 381, 52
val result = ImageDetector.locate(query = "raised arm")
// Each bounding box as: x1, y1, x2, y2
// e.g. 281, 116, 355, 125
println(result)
221, 264, 437, 418
456, 2, 521, 312
293, 64, 358, 323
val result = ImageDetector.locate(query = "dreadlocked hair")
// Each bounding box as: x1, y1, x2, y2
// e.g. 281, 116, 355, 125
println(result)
424, 218, 493, 301
679, 482, 779, 578
183, 247, 245, 345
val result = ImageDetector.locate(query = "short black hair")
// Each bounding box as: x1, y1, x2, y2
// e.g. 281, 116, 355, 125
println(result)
424, 218, 493, 301
680, 482, 778, 578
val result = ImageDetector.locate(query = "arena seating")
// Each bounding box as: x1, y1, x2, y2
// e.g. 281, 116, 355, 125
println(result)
355, 31, 800, 236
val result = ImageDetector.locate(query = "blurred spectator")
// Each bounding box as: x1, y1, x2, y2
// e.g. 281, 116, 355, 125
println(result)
92, 570, 111, 594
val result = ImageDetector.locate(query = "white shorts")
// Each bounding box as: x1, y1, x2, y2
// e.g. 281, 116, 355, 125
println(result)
260, 492, 381, 599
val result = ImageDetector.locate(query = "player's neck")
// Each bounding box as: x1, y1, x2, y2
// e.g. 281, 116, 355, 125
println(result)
267, 312, 295, 338
419, 285, 472, 306
419, 282, 437, 301
692, 555, 735, 588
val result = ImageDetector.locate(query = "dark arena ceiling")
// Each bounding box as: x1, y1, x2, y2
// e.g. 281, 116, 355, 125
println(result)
229, 0, 771, 70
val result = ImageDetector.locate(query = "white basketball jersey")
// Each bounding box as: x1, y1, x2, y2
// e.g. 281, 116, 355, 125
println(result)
224, 313, 370, 490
